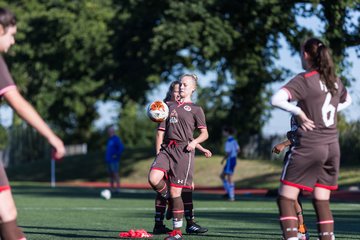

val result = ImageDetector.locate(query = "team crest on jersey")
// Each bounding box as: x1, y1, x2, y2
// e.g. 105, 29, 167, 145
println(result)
184, 105, 191, 111
169, 109, 178, 124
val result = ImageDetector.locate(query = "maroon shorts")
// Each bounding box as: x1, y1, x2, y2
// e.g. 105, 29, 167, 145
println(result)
0, 161, 10, 192
281, 141, 340, 192
151, 142, 194, 189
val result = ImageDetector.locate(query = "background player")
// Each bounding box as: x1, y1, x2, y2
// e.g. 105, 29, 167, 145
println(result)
271, 38, 352, 240
148, 74, 209, 240
220, 126, 240, 201
105, 126, 124, 193
0, 8, 65, 240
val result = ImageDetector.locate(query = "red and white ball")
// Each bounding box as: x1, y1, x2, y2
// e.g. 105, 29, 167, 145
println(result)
147, 100, 169, 122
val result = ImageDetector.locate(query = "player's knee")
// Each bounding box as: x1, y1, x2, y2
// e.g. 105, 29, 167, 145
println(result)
0, 204, 18, 222
170, 187, 182, 198
148, 175, 155, 187
149, 170, 165, 186
148, 173, 159, 187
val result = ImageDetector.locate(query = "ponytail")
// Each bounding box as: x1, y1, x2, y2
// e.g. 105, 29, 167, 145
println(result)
303, 38, 337, 96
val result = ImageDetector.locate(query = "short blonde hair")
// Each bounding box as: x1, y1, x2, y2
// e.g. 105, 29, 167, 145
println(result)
179, 73, 198, 86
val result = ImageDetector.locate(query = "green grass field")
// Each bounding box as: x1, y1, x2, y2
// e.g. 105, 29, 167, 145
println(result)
12, 184, 360, 240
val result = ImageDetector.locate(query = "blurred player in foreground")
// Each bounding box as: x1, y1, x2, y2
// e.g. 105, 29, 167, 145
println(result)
271, 38, 352, 240
0, 8, 65, 240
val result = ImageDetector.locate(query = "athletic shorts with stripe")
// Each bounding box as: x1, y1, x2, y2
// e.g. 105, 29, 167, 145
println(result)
0, 160, 10, 192
281, 141, 340, 192
151, 142, 194, 189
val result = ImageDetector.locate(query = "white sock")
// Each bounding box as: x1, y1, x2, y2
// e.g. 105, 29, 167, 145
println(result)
229, 183, 235, 199
223, 180, 229, 194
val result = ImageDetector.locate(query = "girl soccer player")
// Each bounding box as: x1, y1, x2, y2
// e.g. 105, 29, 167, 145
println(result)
272, 117, 309, 240
0, 8, 65, 240
152, 80, 210, 235
149, 74, 209, 240
271, 38, 352, 240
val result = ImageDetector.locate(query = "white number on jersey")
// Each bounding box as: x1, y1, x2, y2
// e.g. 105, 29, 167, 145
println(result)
321, 92, 336, 127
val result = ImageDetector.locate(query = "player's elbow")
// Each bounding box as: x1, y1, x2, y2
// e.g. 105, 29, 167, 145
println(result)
271, 89, 289, 108
203, 131, 209, 141
270, 94, 278, 108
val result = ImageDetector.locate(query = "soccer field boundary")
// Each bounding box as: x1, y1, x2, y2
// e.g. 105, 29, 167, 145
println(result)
18, 206, 278, 211
18, 206, 360, 212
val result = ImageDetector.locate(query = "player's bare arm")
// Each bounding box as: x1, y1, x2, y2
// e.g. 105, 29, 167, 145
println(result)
155, 130, 165, 154
272, 139, 291, 154
195, 143, 212, 158
187, 128, 208, 152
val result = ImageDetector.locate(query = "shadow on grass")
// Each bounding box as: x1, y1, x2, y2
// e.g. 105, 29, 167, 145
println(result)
23, 231, 116, 239
233, 172, 280, 189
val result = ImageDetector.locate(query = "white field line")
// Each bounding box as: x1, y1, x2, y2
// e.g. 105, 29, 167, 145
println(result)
18, 205, 360, 212
18, 207, 276, 211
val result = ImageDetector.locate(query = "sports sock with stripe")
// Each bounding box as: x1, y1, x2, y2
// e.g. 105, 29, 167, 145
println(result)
171, 196, 184, 231
0, 220, 26, 240
151, 179, 168, 198
277, 195, 298, 239
154, 193, 167, 226
313, 199, 334, 240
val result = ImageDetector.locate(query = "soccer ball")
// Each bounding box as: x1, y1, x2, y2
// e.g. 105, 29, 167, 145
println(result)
146, 100, 169, 122
100, 189, 111, 200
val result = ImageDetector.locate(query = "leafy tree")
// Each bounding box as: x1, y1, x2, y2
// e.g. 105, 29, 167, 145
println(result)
288, 1, 360, 85
0, 0, 357, 149
149, 0, 300, 143
1, 0, 115, 142
148, 0, 359, 145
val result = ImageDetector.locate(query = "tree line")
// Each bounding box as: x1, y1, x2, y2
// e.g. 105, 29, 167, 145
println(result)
0, 0, 358, 157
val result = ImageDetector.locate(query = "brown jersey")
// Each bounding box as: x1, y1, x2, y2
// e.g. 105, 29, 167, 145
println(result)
0, 55, 16, 96
0, 160, 10, 190
0, 55, 14, 190
154, 100, 207, 188
282, 70, 348, 145
158, 101, 207, 143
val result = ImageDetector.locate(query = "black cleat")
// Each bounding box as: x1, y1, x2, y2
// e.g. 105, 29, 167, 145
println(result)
186, 222, 208, 234
153, 224, 172, 234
